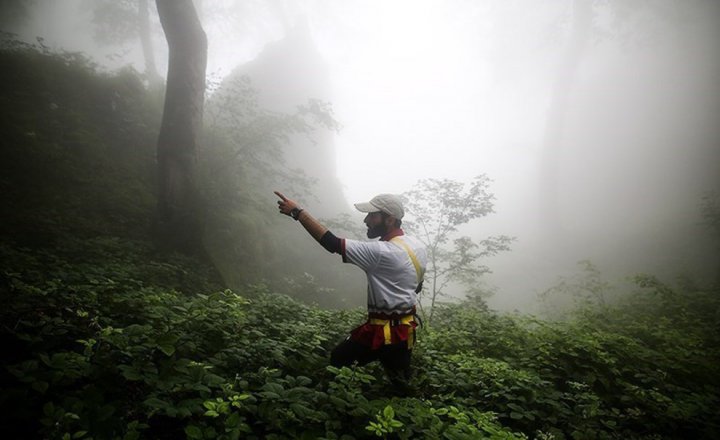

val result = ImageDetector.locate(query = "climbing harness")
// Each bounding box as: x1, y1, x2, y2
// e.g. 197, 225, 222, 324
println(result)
390, 237, 424, 285
369, 314, 416, 348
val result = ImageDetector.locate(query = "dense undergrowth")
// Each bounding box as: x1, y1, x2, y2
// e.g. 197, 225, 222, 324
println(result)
2, 235, 719, 439
1, 43, 719, 439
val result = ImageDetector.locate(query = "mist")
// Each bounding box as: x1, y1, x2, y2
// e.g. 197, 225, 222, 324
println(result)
3, 2, 720, 436
5, 0, 719, 311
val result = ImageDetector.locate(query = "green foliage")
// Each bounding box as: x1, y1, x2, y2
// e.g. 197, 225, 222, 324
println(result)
200, 71, 358, 307
538, 260, 612, 319
436, 277, 719, 436
0, 41, 353, 309
3, 233, 718, 439
366, 405, 403, 437
0, 41, 160, 244
0, 236, 524, 439
202, 72, 339, 211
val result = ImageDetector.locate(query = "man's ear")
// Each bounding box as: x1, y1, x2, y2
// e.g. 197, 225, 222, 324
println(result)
385, 215, 396, 226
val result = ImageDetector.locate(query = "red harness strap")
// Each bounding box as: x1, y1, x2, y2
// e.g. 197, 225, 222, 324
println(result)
350, 309, 417, 350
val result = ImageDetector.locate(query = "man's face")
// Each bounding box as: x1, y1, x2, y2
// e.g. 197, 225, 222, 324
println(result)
364, 211, 388, 239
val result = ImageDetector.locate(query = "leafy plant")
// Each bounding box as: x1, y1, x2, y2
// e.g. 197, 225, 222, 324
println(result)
366, 405, 403, 438
402, 176, 514, 324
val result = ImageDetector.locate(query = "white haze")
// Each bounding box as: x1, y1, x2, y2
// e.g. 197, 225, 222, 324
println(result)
8, 0, 720, 311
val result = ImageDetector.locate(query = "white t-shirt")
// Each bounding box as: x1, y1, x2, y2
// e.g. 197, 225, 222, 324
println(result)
343, 234, 427, 315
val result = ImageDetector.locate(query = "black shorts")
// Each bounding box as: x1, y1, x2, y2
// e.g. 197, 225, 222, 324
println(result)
330, 337, 411, 374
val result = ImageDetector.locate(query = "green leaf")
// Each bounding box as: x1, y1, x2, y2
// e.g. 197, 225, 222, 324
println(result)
39, 353, 51, 366
262, 382, 284, 394
509, 412, 523, 420
158, 343, 176, 356
506, 403, 524, 412
43, 402, 55, 416
203, 426, 217, 438
329, 396, 347, 408
156, 334, 179, 356
185, 425, 203, 439
32, 381, 49, 393
296, 376, 312, 386
290, 403, 316, 419
383, 405, 395, 420
204, 373, 225, 385
119, 365, 142, 381
97, 405, 115, 421
226, 412, 241, 428
144, 397, 169, 409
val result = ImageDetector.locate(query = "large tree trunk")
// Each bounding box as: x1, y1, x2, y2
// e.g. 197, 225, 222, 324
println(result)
538, 0, 592, 237
154, 0, 207, 253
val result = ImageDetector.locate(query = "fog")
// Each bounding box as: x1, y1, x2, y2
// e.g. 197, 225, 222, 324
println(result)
5, 0, 719, 311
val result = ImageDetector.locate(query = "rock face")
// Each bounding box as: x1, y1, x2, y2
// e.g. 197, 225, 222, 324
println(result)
229, 21, 349, 217
204, 23, 365, 308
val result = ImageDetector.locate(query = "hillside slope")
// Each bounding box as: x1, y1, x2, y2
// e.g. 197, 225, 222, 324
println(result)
1, 45, 718, 439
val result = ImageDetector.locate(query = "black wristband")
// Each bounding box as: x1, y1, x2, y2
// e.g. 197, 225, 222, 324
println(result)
290, 207, 304, 221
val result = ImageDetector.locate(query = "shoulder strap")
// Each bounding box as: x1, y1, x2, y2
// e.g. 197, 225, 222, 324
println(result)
390, 237, 424, 284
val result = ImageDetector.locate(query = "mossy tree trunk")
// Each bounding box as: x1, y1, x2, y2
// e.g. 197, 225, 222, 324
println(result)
154, 0, 207, 254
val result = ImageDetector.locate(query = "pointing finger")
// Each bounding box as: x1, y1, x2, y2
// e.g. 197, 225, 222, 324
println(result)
274, 191, 288, 202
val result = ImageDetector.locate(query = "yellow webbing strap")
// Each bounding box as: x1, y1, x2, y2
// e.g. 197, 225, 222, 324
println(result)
390, 237, 424, 285
369, 315, 415, 347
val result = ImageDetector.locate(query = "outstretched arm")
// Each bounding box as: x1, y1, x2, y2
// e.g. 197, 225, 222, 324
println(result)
274, 191, 329, 242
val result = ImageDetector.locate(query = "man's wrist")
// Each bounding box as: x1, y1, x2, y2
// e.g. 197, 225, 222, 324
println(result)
290, 207, 304, 221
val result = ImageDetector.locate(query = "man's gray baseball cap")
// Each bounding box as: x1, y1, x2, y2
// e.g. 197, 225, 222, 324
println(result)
354, 194, 405, 219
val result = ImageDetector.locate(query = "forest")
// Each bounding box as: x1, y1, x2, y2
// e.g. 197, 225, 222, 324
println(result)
1, 1, 719, 439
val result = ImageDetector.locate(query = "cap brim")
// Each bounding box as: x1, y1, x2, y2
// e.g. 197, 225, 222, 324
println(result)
354, 201, 377, 213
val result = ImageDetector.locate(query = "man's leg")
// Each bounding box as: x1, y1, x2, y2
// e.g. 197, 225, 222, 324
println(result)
330, 337, 377, 368
378, 341, 414, 396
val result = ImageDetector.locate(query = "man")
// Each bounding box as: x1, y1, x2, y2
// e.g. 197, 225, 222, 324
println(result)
274, 191, 426, 393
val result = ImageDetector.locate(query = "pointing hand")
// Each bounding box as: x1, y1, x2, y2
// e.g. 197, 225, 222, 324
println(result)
274, 191, 298, 216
